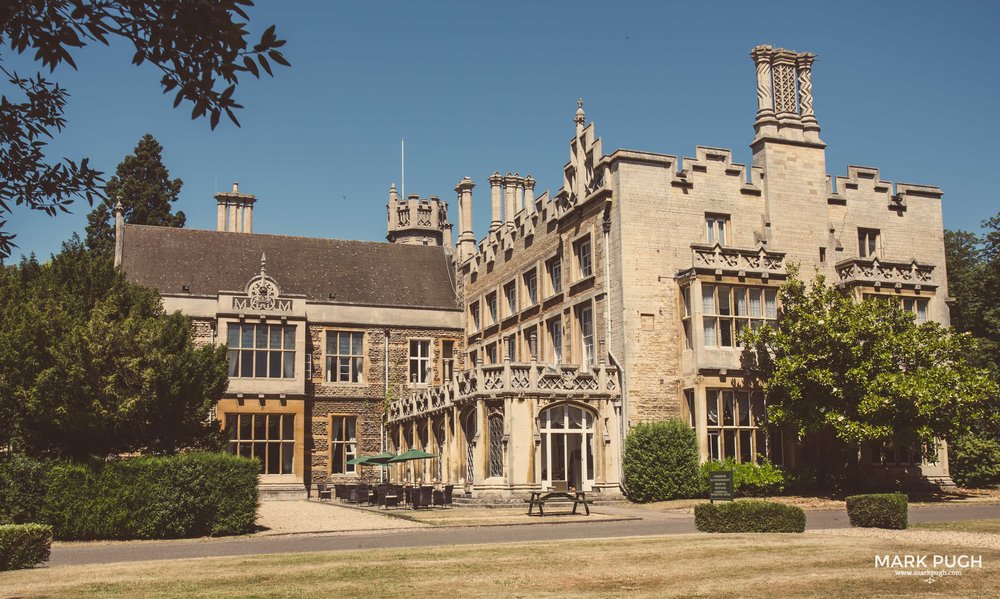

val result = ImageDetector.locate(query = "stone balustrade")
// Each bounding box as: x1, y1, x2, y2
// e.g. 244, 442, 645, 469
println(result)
689, 243, 786, 278
387, 360, 621, 423
835, 257, 935, 290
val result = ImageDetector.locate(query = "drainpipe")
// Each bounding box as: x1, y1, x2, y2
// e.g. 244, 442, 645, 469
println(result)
603, 208, 627, 488
383, 329, 390, 483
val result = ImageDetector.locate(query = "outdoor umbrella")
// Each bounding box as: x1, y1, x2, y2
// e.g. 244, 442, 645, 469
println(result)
346, 455, 371, 466
364, 451, 398, 465
387, 449, 436, 462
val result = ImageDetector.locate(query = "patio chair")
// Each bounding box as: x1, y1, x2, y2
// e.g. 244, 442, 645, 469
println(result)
350, 485, 366, 504
413, 486, 433, 509
379, 484, 401, 509
316, 483, 332, 501
443, 484, 454, 508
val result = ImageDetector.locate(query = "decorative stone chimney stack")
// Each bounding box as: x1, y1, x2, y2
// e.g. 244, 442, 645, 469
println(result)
750, 45, 821, 145
488, 172, 503, 232
455, 177, 476, 261
502, 172, 518, 228
523, 175, 536, 213
386, 185, 452, 246
214, 182, 257, 233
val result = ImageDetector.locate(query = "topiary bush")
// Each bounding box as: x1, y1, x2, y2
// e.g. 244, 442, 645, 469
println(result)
623, 420, 701, 502
0, 524, 52, 570
845, 493, 908, 529
694, 500, 805, 533
949, 435, 1000, 489
1, 452, 259, 541
700, 458, 786, 497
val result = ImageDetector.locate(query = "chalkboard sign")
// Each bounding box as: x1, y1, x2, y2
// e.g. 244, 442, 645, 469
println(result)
709, 471, 734, 502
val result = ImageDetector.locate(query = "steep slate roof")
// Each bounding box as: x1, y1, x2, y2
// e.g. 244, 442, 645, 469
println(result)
121, 225, 459, 310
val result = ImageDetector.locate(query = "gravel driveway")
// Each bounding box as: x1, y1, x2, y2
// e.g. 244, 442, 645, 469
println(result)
256, 500, 426, 535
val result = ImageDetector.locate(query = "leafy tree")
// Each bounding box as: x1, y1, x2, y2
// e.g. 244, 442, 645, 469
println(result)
0, 236, 229, 459
85, 134, 184, 255
944, 225, 998, 372
0, 1, 289, 258
741, 271, 997, 487
623, 420, 701, 502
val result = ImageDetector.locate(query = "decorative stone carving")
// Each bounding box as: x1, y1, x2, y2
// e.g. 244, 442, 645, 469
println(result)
750, 45, 775, 116
835, 257, 936, 289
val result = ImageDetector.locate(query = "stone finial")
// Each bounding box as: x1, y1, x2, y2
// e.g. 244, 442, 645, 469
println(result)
389, 182, 400, 203
574, 98, 585, 125
260, 251, 267, 277
454, 176, 475, 192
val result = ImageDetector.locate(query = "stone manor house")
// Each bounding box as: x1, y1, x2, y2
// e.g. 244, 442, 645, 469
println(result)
117, 46, 951, 498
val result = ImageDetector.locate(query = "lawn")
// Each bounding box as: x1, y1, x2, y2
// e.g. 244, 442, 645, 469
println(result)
3, 532, 999, 598
912, 519, 1000, 534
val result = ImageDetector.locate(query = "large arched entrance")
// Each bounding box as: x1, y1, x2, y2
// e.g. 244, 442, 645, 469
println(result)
539, 403, 595, 492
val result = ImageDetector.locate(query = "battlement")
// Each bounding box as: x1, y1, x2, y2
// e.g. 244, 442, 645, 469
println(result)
386, 184, 452, 247
828, 165, 943, 211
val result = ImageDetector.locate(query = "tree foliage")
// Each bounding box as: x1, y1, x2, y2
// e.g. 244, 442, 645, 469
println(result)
944, 213, 1000, 374
623, 419, 701, 502
0, 237, 229, 459
741, 271, 997, 458
0, 1, 288, 258
85, 134, 184, 255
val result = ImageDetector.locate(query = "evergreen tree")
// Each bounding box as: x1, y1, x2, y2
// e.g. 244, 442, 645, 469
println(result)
0, 236, 229, 459
85, 135, 186, 255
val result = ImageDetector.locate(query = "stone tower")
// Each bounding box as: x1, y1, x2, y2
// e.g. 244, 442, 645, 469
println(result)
385, 183, 453, 248
750, 45, 828, 275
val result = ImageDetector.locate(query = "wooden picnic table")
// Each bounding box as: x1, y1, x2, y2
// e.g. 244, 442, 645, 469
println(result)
527, 490, 591, 516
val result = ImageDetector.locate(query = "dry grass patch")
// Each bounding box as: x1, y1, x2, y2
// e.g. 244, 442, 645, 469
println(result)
912, 519, 1000, 535
3, 533, 999, 598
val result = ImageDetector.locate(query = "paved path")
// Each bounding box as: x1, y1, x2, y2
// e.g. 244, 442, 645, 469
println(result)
47, 502, 999, 567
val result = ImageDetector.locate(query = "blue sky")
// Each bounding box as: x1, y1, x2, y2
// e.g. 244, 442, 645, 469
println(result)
6, 0, 999, 261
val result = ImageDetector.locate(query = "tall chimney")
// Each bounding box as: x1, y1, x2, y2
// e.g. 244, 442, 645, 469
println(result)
503, 172, 517, 227
455, 177, 476, 261
514, 174, 525, 214
488, 172, 502, 232
214, 181, 256, 233
523, 175, 536, 213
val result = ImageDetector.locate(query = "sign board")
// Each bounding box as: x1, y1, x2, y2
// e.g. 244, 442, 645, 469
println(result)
709, 471, 734, 502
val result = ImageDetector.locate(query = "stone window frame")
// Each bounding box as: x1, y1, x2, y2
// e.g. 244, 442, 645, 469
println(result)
701, 283, 778, 348
469, 300, 481, 333
858, 227, 881, 259
226, 412, 296, 476
683, 389, 696, 428
681, 285, 693, 350
546, 314, 563, 364
522, 266, 539, 307
862, 292, 930, 325
485, 291, 499, 326
226, 321, 297, 380
484, 341, 498, 365
522, 323, 539, 360
328, 413, 359, 476
502, 278, 518, 319
437, 338, 459, 384
504, 333, 517, 362
408, 337, 432, 386
324, 328, 367, 386
705, 388, 768, 464
572, 233, 594, 280
705, 213, 730, 246
574, 300, 595, 369
545, 254, 563, 297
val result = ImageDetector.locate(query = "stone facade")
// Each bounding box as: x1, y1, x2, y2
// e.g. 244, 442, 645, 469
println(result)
122, 45, 953, 497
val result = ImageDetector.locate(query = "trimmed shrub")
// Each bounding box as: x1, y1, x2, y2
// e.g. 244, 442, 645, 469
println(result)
694, 500, 805, 533
700, 458, 786, 497
0, 524, 52, 570
1, 452, 259, 541
949, 435, 1000, 489
846, 493, 908, 529
0, 454, 50, 525
623, 420, 701, 502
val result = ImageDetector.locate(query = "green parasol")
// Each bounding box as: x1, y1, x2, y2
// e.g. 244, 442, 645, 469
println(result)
388, 448, 436, 462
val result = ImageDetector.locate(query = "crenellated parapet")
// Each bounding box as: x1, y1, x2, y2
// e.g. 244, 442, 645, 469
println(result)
386, 184, 452, 247
387, 360, 621, 424
827, 165, 943, 212
835, 257, 936, 290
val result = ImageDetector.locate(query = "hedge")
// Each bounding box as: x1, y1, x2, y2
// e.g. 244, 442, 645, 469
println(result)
949, 435, 1000, 489
700, 458, 786, 497
694, 500, 805, 533
1, 452, 259, 540
0, 524, 52, 570
845, 493, 908, 529
623, 420, 701, 502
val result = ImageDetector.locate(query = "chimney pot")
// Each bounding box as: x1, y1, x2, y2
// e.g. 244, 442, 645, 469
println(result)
232, 182, 239, 193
